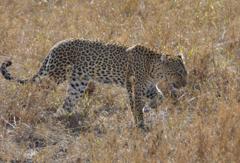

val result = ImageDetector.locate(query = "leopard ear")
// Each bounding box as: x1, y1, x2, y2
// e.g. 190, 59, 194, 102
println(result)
126, 45, 137, 52
160, 54, 166, 62
126, 44, 142, 52
176, 52, 185, 64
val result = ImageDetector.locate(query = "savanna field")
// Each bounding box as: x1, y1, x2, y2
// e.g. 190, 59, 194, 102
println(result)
0, 0, 240, 162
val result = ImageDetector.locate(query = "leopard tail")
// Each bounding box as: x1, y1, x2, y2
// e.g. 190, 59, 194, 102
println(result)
0, 55, 50, 84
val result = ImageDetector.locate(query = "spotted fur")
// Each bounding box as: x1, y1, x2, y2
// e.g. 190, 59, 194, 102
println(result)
0, 39, 187, 129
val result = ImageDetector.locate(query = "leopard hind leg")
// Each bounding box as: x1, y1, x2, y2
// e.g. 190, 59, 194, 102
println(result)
55, 68, 90, 117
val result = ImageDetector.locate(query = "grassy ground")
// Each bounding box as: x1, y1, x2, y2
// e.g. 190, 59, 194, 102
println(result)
0, 0, 240, 162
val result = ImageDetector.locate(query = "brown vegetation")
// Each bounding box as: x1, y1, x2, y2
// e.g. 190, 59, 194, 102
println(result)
0, 0, 239, 162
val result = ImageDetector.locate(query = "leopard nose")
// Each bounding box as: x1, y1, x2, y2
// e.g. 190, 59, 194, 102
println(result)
172, 80, 187, 89
182, 79, 187, 87
172, 83, 180, 89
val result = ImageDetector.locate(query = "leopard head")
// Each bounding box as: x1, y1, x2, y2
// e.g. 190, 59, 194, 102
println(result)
164, 54, 187, 89
153, 54, 187, 89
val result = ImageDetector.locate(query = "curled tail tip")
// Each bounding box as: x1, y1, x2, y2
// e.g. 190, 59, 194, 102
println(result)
1, 60, 13, 81
5, 60, 12, 67
3, 60, 12, 67
1, 60, 12, 69
0, 61, 30, 84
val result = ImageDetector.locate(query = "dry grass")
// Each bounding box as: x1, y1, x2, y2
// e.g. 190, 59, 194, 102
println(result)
0, 0, 240, 162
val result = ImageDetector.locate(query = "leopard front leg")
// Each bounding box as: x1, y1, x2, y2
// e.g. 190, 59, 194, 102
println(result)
126, 78, 134, 113
127, 77, 145, 129
134, 89, 145, 129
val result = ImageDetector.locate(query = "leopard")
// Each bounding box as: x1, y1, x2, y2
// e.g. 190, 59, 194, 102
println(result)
0, 39, 187, 129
